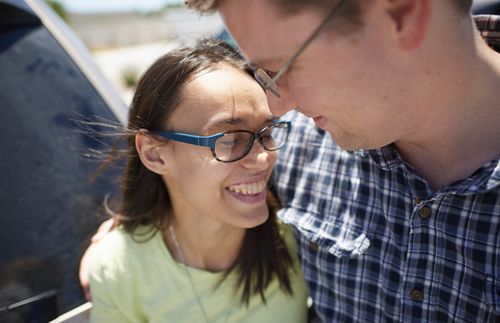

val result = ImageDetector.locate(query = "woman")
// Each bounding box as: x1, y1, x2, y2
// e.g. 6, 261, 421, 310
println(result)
86, 39, 308, 323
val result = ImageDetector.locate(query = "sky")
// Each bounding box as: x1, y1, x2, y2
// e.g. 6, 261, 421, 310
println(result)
57, 0, 184, 13
58, 0, 495, 14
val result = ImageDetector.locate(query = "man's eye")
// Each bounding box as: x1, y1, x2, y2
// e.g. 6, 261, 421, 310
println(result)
264, 70, 276, 78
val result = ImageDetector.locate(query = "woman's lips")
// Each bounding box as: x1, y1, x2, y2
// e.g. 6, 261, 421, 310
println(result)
226, 188, 267, 203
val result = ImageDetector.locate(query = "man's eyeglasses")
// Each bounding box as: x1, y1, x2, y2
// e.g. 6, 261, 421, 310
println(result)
251, 0, 347, 97
148, 121, 291, 163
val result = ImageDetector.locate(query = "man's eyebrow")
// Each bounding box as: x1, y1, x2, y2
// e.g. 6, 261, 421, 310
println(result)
246, 61, 258, 69
267, 116, 280, 123
246, 57, 281, 70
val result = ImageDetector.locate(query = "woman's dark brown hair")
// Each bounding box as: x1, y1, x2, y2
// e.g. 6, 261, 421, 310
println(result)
107, 38, 293, 305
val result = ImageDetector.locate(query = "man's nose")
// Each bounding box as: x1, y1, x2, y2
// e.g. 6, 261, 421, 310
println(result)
266, 90, 296, 116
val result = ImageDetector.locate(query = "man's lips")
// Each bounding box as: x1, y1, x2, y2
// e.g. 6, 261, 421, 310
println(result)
298, 109, 326, 127
313, 116, 326, 127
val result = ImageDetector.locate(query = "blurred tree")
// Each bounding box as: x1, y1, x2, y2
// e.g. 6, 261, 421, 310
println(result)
46, 0, 68, 22
121, 67, 139, 89
163, 3, 185, 10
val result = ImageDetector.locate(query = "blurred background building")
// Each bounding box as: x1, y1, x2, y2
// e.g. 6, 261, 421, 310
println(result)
48, 0, 226, 105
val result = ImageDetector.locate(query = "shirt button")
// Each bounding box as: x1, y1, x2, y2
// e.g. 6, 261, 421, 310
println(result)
410, 288, 424, 301
308, 241, 319, 252
414, 197, 421, 205
419, 206, 432, 219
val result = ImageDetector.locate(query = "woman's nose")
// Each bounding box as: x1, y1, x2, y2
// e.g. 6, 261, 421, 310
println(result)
240, 139, 274, 168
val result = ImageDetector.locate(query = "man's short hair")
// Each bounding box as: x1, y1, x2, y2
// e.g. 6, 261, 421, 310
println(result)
186, 0, 361, 16
186, 0, 472, 15
186, 0, 364, 29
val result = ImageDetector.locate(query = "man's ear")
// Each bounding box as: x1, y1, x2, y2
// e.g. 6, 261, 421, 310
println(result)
385, 0, 430, 50
135, 132, 170, 175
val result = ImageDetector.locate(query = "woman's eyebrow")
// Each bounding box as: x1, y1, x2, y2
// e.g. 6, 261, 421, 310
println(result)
205, 116, 279, 133
205, 117, 244, 132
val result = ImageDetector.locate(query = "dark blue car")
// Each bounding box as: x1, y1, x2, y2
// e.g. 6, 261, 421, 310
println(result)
0, 1, 127, 322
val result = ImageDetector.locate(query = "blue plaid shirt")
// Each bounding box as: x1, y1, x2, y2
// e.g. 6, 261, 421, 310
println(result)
271, 16, 500, 323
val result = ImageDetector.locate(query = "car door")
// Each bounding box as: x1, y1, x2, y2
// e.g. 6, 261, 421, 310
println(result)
0, 1, 126, 322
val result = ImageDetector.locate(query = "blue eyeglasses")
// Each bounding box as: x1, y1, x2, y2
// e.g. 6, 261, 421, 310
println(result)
148, 121, 291, 163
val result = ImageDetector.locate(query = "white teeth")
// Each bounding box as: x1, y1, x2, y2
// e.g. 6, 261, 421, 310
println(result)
228, 180, 266, 195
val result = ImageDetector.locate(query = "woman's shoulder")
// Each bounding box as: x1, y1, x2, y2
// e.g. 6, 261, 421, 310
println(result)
88, 225, 160, 274
98, 225, 158, 250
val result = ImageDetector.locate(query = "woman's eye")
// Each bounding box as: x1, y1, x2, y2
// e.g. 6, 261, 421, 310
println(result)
219, 140, 236, 147
262, 132, 274, 142
219, 138, 241, 147
262, 131, 273, 138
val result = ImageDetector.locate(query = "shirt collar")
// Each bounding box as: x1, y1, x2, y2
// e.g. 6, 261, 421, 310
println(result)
363, 145, 500, 195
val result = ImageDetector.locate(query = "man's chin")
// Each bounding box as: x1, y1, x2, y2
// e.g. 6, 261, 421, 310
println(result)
329, 132, 386, 151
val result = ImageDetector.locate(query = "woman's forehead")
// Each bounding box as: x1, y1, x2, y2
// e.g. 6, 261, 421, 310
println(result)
170, 66, 272, 132
172, 101, 273, 133
186, 64, 258, 97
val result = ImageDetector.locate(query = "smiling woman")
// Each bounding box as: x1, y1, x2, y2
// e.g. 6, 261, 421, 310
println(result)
84, 38, 308, 323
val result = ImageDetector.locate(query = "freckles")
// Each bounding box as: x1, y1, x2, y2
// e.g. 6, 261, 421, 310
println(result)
184, 148, 211, 163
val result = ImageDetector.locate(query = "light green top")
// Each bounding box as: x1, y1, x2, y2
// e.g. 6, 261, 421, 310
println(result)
88, 224, 308, 323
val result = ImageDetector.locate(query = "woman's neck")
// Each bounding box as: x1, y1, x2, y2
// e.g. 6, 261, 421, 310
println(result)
162, 215, 246, 272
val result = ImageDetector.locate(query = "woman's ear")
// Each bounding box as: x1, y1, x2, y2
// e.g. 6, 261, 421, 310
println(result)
135, 132, 170, 175
385, 0, 430, 51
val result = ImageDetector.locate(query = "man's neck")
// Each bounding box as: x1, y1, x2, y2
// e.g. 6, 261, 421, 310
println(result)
395, 135, 498, 191
394, 43, 500, 190
393, 32, 500, 190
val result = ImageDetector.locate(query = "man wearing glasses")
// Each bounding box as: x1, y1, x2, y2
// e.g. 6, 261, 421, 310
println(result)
185, 0, 500, 322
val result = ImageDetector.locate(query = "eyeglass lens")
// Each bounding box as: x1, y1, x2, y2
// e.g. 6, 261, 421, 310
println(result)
214, 124, 288, 162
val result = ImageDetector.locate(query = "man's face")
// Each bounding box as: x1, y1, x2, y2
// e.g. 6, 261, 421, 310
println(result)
219, 0, 419, 150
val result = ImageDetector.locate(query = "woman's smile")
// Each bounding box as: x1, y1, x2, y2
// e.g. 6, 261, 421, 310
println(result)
226, 177, 268, 203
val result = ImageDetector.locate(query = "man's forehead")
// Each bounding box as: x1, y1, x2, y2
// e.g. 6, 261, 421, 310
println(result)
219, 0, 326, 66
218, 0, 290, 56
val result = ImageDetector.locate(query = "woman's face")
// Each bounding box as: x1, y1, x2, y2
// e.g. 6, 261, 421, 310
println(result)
162, 63, 278, 230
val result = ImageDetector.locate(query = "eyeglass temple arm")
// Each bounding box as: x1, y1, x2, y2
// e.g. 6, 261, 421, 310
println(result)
269, 0, 347, 84
153, 131, 220, 149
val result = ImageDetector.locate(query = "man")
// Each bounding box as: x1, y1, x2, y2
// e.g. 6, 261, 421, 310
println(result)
185, 0, 500, 321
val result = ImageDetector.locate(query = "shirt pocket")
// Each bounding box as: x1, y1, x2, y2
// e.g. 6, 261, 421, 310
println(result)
484, 274, 500, 314
314, 221, 371, 258
278, 207, 371, 259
